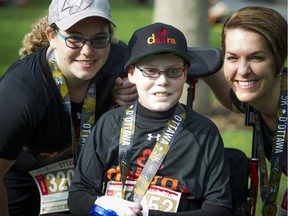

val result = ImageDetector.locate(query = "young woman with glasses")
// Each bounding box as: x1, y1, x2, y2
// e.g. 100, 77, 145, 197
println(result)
0, 1, 137, 215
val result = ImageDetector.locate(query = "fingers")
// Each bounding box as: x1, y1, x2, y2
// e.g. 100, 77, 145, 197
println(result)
114, 77, 135, 90
114, 92, 138, 106
113, 77, 138, 106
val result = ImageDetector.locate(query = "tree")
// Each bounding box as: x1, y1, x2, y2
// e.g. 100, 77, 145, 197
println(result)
153, 0, 212, 114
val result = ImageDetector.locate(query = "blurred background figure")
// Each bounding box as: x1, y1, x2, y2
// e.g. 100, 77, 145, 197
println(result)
209, 0, 229, 24
0, 0, 29, 7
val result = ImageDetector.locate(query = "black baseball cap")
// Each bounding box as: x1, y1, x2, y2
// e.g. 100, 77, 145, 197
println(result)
124, 22, 193, 70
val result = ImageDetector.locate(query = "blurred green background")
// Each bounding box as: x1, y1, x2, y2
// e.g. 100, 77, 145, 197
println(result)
0, 0, 286, 214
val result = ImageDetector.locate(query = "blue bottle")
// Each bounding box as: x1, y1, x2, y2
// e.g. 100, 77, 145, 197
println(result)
90, 204, 118, 216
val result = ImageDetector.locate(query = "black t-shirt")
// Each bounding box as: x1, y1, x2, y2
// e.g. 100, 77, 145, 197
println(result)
0, 41, 127, 169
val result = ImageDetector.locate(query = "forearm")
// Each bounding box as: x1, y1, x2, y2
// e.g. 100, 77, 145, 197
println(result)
0, 158, 15, 216
68, 190, 97, 216
149, 205, 232, 216
202, 69, 233, 111
0, 181, 9, 216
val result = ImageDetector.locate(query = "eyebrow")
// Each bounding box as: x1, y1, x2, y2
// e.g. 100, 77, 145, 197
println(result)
225, 51, 266, 56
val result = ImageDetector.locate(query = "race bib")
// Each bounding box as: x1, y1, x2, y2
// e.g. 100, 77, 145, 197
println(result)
29, 158, 74, 214
105, 181, 181, 212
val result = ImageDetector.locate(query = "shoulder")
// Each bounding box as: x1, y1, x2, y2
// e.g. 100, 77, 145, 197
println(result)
183, 104, 219, 130
1, 46, 50, 83
0, 46, 57, 107
96, 106, 126, 126
110, 40, 127, 53
107, 40, 127, 63
96, 40, 127, 78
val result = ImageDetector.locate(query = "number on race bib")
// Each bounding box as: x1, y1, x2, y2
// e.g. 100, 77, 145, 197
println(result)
46, 169, 74, 194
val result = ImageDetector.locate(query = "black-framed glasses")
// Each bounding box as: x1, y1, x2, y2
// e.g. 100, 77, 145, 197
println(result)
135, 66, 186, 78
55, 30, 111, 49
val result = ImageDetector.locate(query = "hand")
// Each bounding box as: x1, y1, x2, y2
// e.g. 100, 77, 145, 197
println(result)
94, 196, 142, 216
113, 77, 138, 106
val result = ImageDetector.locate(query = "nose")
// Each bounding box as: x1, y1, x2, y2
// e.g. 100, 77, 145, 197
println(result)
80, 41, 94, 56
155, 72, 169, 86
237, 59, 251, 77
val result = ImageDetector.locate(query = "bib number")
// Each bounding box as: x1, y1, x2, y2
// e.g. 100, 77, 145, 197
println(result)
29, 158, 74, 214
105, 181, 181, 212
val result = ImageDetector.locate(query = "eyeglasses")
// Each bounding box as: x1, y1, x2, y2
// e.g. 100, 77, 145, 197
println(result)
134, 66, 186, 78
55, 30, 111, 49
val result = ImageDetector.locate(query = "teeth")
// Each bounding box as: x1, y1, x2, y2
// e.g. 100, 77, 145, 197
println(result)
238, 81, 256, 86
155, 92, 168, 97
78, 60, 94, 64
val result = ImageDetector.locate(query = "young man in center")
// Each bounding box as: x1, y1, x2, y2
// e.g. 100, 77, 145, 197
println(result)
68, 22, 232, 216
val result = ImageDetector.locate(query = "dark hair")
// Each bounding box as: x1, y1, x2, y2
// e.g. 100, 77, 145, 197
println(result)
221, 6, 287, 73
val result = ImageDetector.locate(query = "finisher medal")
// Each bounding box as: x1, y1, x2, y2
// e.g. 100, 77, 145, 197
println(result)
262, 202, 277, 216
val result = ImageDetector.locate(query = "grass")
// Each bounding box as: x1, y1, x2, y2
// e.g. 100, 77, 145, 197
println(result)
0, 1, 286, 214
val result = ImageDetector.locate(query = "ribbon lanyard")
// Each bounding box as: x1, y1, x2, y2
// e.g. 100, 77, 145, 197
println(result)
48, 51, 96, 165
119, 101, 186, 204
255, 75, 287, 216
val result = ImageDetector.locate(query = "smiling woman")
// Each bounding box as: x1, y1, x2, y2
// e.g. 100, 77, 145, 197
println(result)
203, 6, 287, 215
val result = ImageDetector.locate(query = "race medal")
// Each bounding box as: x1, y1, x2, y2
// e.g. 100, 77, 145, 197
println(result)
29, 158, 74, 214
105, 181, 181, 212
262, 202, 277, 216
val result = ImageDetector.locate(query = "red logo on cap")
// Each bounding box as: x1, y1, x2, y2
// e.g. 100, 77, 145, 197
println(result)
147, 28, 176, 45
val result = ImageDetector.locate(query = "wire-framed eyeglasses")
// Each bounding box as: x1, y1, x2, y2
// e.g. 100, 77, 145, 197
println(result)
134, 65, 186, 78
55, 30, 111, 49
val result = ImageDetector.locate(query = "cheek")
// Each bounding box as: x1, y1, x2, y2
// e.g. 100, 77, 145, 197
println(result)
223, 62, 233, 80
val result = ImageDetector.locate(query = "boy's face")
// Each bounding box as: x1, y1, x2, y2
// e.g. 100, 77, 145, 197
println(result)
128, 53, 187, 112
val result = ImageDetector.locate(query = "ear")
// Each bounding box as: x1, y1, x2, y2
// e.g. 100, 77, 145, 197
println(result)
127, 65, 136, 84
183, 64, 188, 80
45, 27, 57, 48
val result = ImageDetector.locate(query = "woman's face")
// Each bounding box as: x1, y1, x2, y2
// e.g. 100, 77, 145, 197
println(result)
53, 17, 110, 82
223, 28, 278, 107
128, 53, 187, 112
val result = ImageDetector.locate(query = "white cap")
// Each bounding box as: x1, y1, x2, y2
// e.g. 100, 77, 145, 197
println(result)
48, 0, 116, 30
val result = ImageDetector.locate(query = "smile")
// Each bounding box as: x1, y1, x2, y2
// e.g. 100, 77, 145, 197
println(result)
237, 81, 256, 87
154, 92, 169, 97
76, 60, 95, 65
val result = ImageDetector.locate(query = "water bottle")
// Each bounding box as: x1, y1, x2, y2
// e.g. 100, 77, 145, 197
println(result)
90, 204, 118, 216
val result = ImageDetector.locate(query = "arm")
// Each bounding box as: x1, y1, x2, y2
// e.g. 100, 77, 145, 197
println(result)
202, 69, 239, 112
0, 158, 15, 216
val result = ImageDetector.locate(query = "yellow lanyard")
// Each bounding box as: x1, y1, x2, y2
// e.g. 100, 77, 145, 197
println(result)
48, 51, 96, 165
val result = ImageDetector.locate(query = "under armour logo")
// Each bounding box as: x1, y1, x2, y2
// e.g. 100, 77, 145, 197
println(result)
76, 112, 81, 120
147, 133, 161, 141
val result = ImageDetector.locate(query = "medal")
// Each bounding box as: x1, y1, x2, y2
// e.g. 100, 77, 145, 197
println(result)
262, 202, 277, 216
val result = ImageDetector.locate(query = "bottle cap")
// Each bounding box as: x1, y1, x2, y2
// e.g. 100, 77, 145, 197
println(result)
91, 204, 118, 216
